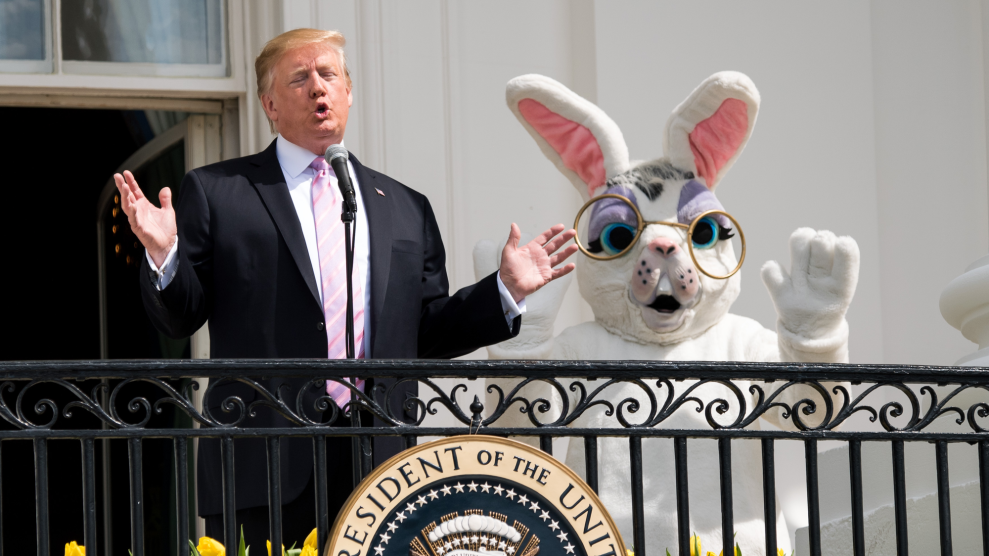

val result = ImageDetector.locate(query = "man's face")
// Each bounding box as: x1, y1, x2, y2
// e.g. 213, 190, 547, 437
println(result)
262, 43, 352, 154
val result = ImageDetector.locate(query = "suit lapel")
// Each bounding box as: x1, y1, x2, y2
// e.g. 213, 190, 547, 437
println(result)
349, 153, 392, 357
247, 141, 321, 307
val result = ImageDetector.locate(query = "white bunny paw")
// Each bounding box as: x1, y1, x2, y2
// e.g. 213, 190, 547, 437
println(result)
761, 228, 860, 344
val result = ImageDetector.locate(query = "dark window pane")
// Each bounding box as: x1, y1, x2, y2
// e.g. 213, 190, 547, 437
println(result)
0, 0, 45, 60
61, 0, 223, 65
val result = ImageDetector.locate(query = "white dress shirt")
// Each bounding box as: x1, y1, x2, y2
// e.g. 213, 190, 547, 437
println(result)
147, 135, 524, 355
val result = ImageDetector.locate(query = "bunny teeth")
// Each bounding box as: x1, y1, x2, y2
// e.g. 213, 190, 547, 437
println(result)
658, 274, 673, 295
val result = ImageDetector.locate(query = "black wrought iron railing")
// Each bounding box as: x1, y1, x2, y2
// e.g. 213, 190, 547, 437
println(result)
2, 360, 989, 556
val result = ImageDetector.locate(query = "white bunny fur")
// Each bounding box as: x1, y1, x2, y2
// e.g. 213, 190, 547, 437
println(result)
474, 72, 860, 555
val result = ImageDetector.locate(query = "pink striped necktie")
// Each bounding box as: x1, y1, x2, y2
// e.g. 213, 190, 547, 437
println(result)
310, 156, 365, 409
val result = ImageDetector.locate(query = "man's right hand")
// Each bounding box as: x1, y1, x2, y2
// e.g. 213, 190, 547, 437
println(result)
113, 170, 177, 268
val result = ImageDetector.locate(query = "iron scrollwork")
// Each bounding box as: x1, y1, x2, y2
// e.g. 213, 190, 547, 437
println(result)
1, 366, 989, 434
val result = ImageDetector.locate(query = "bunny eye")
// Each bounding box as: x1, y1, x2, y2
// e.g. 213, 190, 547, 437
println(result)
582, 192, 640, 257
599, 223, 636, 255
690, 216, 735, 250
691, 217, 719, 249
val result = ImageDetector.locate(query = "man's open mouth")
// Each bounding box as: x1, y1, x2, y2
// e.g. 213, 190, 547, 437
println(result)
647, 295, 681, 313
315, 103, 329, 116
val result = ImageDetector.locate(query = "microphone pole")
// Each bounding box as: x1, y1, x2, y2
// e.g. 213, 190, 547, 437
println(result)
325, 144, 366, 488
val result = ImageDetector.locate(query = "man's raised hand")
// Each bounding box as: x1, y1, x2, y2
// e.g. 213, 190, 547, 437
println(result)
113, 170, 177, 268
498, 223, 578, 303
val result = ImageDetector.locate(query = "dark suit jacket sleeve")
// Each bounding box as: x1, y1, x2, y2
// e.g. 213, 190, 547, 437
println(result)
415, 198, 520, 359
139, 169, 214, 339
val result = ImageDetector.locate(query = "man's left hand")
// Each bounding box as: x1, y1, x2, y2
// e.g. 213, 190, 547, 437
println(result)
499, 223, 578, 303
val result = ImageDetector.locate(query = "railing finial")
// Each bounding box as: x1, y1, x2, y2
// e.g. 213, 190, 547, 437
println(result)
469, 395, 484, 434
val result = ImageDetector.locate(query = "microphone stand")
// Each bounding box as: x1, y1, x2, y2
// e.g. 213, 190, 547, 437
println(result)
340, 197, 364, 488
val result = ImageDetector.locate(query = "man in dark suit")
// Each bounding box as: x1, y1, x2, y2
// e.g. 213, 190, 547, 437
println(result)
112, 28, 576, 549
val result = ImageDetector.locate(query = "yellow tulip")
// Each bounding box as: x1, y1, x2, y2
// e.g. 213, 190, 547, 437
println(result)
304, 528, 318, 549
627, 550, 634, 556
65, 541, 85, 556
778, 550, 785, 556
197, 536, 226, 556
300, 546, 318, 556
690, 533, 701, 556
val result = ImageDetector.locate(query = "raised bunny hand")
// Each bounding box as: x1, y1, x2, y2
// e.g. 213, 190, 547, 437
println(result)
474, 234, 572, 359
761, 228, 860, 361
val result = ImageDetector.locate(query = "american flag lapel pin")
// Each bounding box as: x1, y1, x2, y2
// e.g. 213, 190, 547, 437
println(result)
375, 187, 385, 197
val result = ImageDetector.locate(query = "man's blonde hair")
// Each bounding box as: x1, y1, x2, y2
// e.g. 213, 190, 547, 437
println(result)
255, 28, 352, 133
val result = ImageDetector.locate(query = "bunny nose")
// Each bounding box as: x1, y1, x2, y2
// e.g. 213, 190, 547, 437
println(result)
649, 237, 680, 257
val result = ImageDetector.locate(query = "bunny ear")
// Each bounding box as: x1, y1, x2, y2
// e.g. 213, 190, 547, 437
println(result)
664, 71, 760, 189
507, 74, 629, 200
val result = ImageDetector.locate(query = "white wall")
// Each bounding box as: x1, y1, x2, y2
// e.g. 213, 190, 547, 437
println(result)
870, 0, 989, 364
264, 0, 989, 366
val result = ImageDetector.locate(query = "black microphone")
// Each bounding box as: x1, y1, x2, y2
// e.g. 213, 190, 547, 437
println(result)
324, 144, 358, 214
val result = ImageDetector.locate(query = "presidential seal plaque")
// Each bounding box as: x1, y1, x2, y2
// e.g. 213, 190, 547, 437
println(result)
326, 436, 626, 556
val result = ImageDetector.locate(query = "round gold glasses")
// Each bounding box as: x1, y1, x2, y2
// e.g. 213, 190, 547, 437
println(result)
573, 193, 746, 279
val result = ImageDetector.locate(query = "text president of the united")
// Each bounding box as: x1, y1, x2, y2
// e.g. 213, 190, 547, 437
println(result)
112, 28, 577, 548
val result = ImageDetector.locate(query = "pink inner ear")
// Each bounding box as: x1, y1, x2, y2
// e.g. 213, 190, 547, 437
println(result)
689, 98, 748, 188
518, 98, 606, 197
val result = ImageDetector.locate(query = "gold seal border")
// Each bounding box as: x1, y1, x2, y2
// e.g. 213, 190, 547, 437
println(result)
325, 435, 627, 556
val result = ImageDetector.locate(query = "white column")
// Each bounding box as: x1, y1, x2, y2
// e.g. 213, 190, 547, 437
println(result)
940, 254, 989, 365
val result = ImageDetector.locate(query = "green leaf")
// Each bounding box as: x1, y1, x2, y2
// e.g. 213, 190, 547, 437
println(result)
288, 550, 302, 556
735, 542, 742, 556
239, 525, 248, 556
289, 541, 298, 550
129, 551, 134, 556
189, 540, 203, 556
666, 550, 672, 556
